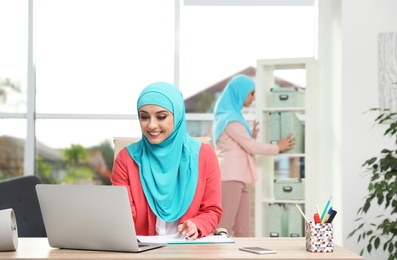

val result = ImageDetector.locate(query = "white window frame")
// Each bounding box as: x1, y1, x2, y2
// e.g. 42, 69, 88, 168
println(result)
1, 0, 314, 176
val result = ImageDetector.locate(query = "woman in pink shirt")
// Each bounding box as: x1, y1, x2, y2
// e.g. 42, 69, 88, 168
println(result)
212, 74, 294, 237
112, 82, 222, 239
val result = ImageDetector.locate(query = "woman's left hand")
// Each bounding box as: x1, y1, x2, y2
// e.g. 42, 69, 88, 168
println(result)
178, 220, 198, 240
251, 120, 260, 139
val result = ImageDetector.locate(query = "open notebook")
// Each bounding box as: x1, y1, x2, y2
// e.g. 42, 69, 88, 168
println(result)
36, 184, 165, 253
137, 232, 234, 244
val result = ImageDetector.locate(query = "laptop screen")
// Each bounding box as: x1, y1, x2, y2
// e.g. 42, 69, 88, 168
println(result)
36, 184, 164, 252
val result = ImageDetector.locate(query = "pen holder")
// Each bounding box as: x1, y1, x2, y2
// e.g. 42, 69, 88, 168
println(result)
305, 222, 333, 253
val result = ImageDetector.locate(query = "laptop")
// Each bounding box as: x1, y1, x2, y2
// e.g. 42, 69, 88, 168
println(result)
35, 184, 165, 252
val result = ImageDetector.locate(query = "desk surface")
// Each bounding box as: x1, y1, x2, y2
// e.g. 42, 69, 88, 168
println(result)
0, 237, 364, 260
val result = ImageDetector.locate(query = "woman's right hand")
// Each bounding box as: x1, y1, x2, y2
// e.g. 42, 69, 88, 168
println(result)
277, 133, 295, 152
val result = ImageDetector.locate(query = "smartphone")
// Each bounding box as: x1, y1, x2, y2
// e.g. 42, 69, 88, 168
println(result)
239, 246, 277, 254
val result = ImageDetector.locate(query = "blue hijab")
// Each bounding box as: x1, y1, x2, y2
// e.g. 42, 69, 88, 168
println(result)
213, 74, 255, 145
126, 82, 201, 222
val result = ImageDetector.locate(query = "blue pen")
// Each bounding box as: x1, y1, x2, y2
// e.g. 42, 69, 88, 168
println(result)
325, 207, 333, 222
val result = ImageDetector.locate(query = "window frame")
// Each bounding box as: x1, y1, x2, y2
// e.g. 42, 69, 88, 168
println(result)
0, 0, 315, 177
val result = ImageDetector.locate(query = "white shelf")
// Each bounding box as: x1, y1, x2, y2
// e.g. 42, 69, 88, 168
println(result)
262, 107, 305, 112
275, 153, 305, 158
254, 57, 317, 237
262, 199, 306, 204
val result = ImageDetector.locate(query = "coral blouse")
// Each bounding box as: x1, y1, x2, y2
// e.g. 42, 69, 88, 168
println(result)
111, 143, 223, 237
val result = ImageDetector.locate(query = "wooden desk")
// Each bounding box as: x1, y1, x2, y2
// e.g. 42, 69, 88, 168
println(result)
0, 237, 364, 260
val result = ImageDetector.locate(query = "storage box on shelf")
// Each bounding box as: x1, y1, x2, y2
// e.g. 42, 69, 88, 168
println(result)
255, 58, 317, 238
274, 178, 305, 200
267, 111, 305, 154
265, 203, 305, 237
288, 203, 305, 237
281, 112, 304, 154
272, 178, 306, 237
270, 87, 305, 108
266, 203, 288, 237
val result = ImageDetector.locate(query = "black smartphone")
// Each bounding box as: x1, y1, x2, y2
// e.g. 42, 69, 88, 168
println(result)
239, 246, 277, 254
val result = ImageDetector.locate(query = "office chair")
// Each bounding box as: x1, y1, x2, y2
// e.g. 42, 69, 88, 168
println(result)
113, 136, 228, 237
0, 175, 47, 237
113, 137, 141, 160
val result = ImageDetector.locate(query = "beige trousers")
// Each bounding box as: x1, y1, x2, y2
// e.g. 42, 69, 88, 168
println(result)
218, 181, 250, 237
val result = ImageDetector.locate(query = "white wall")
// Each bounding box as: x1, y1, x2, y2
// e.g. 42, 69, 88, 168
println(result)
319, 0, 397, 259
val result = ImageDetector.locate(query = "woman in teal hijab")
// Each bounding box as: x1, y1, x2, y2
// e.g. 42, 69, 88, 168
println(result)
128, 82, 201, 222
111, 82, 223, 240
212, 74, 294, 237
213, 75, 256, 144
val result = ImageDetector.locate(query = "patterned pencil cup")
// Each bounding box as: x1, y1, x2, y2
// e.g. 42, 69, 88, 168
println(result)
305, 222, 333, 253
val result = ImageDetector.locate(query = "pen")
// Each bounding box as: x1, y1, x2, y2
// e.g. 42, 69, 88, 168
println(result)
326, 210, 337, 223
325, 207, 333, 223
316, 204, 320, 215
178, 232, 190, 241
320, 196, 332, 223
295, 204, 310, 224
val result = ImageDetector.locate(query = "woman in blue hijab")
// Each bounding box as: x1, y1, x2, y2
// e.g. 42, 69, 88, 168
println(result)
212, 74, 294, 237
111, 82, 223, 240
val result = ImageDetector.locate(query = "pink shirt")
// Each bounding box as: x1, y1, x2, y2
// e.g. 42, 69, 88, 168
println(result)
111, 143, 223, 237
215, 122, 279, 183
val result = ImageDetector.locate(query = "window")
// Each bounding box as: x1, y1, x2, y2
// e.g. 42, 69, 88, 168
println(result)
0, 0, 316, 183
0, 1, 28, 114
179, 4, 314, 107
35, 0, 175, 114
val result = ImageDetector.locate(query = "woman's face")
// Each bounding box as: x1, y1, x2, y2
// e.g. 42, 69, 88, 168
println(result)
139, 105, 174, 144
243, 90, 256, 107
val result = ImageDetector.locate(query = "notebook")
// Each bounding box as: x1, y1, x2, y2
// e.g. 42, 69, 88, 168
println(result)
35, 184, 165, 253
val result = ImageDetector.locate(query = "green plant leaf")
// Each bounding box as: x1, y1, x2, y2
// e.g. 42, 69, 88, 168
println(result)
363, 157, 377, 166
350, 108, 397, 258
375, 237, 381, 249
363, 200, 371, 212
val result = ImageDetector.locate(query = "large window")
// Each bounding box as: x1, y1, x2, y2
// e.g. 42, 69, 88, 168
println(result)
35, 0, 175, 114
0, 1, 28, 114
180, 3, 314, 142
179, 5, 314, 101
0, 0, 316, 183
0, 1, 28, 180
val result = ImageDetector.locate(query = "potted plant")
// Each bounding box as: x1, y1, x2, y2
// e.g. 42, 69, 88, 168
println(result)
348, 108, 397, 260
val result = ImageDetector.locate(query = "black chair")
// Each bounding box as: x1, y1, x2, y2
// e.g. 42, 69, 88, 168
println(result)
0, 175, 47, 237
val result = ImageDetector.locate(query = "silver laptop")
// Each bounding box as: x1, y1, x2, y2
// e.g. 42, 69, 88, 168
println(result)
36, 184, 165, 252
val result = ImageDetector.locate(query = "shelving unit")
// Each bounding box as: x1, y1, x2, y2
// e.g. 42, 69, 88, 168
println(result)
254, 57, 318, 237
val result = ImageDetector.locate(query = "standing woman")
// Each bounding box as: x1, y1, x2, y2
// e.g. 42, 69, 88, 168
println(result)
111, 82, 223, 240
212, 74, 294, 237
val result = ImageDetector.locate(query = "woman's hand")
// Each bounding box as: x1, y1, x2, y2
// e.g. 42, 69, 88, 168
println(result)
277, 133, 295, 152
178, 220, 199, 240
251, 120, 259, 139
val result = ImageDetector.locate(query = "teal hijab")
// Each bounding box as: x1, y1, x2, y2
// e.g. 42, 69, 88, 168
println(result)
126, 82, 201, 222
213, 74, 255, 144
